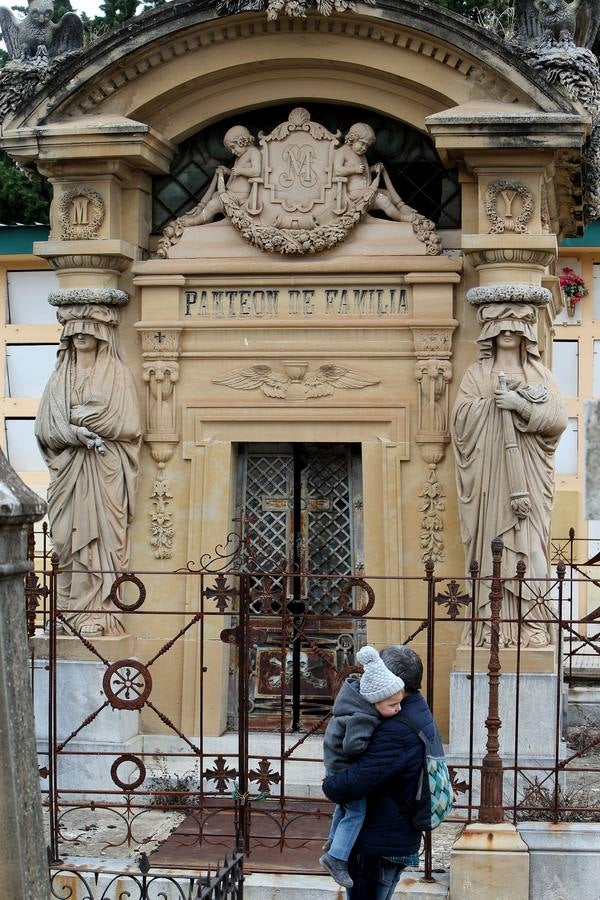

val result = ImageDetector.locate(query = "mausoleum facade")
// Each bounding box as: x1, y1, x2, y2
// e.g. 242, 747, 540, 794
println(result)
2, 0, 595, 738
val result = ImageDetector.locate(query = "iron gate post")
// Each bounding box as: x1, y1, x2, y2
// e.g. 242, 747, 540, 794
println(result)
479, 537, 505, 824
236, 573, 251, 856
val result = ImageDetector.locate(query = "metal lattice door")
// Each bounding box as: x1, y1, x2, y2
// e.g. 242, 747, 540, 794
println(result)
232, 443, 364, 730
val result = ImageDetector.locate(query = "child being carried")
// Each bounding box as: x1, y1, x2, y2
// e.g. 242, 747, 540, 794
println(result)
320, 645, 405, 889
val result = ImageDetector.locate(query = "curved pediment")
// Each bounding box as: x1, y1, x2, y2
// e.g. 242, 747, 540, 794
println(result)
4, 0, 580, 136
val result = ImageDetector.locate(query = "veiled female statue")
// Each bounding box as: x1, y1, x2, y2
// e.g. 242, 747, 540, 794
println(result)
36, 303, 141, 635
451, 301, 567, 647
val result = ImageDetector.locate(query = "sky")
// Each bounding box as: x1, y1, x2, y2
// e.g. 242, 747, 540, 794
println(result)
72, 0, 103, 14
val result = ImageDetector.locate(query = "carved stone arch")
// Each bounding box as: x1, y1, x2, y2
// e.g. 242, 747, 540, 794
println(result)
7, 2, 580, 134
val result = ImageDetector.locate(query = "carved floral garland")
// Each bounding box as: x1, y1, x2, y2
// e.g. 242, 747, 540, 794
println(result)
59, 187, 105, 240
149, 474, 175, 559
418, 464, 446, 563
484, 180, 534, 235
219, 185, 377, 255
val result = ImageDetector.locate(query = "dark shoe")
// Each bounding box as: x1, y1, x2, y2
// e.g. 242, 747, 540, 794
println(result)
319, 853, 354, 888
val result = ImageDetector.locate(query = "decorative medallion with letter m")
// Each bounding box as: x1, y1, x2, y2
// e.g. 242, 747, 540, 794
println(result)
230, 443, 365, 731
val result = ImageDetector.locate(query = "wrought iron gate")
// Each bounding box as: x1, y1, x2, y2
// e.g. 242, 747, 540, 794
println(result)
232, 443, 364, 730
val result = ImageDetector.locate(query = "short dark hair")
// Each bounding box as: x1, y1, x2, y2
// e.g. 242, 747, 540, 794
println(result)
380, 645, 423, 693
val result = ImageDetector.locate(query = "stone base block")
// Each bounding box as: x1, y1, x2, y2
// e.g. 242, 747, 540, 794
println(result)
33, 656, 140, 744
567, 685, 600, 726
518, 822, 600, 900
38, 736, 143, 799
449, 670, 561, 757
31, 633, 134, 662
450, 823, 529, 900
453, 644, 556, 674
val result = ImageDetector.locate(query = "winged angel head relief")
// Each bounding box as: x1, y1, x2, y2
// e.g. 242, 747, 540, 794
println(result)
213, 363, 380, 401
158, 108, 441, 258
0, 0, 83, 63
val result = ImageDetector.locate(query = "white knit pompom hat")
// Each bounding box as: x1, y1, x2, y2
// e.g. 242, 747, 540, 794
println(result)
356, 645, 405, 703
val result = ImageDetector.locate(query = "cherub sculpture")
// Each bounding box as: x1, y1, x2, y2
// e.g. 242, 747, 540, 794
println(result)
515, 0, 600, 48
0, 0, 83, 63
334, 122, 441, 253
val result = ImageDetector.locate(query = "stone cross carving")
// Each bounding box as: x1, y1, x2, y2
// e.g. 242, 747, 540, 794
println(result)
35, 291, 141, 637
451, 286, 567, 648
158, 108, 441, 257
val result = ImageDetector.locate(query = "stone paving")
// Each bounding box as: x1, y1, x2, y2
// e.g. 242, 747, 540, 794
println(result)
45, 805, 462, 871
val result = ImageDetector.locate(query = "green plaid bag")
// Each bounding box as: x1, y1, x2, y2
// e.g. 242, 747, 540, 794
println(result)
394, 715, 453, 831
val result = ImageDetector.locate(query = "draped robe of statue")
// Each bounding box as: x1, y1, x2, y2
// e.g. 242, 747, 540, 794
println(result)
451, 304, 567, 647
35, 304, 141, 635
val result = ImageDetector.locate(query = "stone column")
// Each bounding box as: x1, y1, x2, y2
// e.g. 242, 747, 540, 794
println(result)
0, 450, 48, 899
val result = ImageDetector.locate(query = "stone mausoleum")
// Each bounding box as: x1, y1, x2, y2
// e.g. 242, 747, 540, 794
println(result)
1, 0, 598, 763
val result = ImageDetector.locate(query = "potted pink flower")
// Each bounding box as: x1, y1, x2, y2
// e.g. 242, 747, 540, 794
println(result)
559, 266, 588, 317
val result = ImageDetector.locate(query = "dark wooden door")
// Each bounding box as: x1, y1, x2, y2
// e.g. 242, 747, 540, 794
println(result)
231, 443, 364, 731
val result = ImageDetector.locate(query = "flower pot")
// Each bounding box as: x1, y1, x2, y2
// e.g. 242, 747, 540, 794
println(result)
566, 300, 577, 318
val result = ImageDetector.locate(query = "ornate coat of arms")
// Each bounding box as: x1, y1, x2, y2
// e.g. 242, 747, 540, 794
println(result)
158, 108, 441, 257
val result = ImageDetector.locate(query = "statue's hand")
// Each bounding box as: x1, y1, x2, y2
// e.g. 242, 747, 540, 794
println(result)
76, 426, 105, 453
494, 388, 523, 412
511, 496, 531, 519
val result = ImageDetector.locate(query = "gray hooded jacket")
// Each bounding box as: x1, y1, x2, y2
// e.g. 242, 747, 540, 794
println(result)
323, 676, 381, 773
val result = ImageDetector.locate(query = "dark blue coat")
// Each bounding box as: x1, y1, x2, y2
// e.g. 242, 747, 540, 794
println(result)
322, 691, 434, 856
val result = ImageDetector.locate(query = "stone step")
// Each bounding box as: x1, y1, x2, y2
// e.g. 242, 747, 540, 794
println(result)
244, 872, 450, 898
54, 860, 449, 899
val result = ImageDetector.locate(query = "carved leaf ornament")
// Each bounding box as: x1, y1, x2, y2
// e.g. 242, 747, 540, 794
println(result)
220, 184, 375, 255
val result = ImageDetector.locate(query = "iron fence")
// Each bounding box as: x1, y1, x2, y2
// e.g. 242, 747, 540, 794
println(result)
50, 853, 244, 899
27, 526, 600, 884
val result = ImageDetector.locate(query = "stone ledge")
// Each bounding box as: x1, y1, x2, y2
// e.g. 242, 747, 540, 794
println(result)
31, 633, 135, 661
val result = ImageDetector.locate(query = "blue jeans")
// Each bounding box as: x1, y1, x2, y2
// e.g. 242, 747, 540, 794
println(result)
346, 853, 405, 900
327, 797, 367, 862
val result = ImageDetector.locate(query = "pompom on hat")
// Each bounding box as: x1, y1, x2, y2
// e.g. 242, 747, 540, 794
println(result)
356, 645, 405, 703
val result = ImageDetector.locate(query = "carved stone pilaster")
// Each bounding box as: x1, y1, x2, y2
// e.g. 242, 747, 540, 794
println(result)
414, 358, 452, 437
138, 325, 182, 561
142, 360, 180, 461
411, 328, 453, 564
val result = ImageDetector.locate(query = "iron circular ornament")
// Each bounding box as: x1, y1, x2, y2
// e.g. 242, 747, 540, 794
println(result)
109, 573, 146, 611
102, 659, 152, 710
339, 577, 376, 618
110, 754, 146, 791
